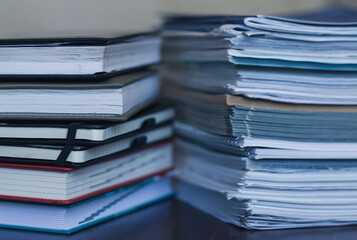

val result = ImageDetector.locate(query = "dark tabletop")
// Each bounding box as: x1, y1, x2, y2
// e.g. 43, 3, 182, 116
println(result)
0, 198, 356, 240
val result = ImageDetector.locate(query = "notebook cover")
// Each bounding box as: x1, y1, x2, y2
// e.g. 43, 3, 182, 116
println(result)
0, 130, 174, 168
0, 70, 159, 121
0, 31, 159, 46
0, 69, 155, 89
0, 66, 157, 81
0, 139, 174, 170
0, 103, 174, 146
0, 97, 159, 122
0, 102, 170, 128
0, 121, 173, 147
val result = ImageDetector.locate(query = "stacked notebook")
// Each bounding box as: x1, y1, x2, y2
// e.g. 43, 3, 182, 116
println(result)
162, 9, 357, 229
0, 33, 174, 234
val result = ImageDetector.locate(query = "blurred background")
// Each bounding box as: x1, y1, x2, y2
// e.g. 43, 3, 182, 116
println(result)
0, 0, 355, 38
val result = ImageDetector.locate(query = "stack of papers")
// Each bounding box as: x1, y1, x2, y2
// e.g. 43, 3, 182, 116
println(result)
0, 32, 174, 234
162, 8, 357, 229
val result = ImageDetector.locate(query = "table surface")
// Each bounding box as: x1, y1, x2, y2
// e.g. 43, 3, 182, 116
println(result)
1, 198, 356, 240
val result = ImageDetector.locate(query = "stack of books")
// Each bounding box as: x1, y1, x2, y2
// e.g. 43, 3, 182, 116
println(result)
0, 33, 174, 234
162, 12, 357, 229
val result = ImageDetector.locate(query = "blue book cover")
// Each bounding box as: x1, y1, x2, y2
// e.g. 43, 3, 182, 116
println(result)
0, 177, 173, 234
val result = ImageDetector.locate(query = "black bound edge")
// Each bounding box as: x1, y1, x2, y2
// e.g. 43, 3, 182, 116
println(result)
0, 65, 153, 81
130, 136, 148, 150
0, 118, 173, 167
0, 31, 159, 46
141, 118, 156, 131
55, 118, 156, 167
54, 123, 83, 167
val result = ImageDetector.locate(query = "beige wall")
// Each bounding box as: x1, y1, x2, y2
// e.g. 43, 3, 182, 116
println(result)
0, 0, 343, 39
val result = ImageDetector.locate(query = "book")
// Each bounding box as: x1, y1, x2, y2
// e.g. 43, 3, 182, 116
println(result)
175, 139, 357, 229
0, 103, 174, 145
165, 84, 357, 160
0, 124, 173, 167
0, 177, 173, 234
0, 33, 160, 77
0, 70, 160, 121
0, 140, 173, 204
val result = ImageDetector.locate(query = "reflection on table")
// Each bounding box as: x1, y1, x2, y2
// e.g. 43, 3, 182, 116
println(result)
0, 198, 356, 240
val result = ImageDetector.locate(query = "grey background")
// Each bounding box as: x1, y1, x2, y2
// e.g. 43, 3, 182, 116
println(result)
0, 0, 352, 39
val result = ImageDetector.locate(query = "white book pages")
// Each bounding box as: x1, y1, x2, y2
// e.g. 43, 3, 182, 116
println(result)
0, 74, 159, 116
0, 142, 173, 201
0, 37, 161, 75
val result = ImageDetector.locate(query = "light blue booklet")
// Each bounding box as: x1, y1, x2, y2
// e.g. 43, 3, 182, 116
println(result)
0, 177, 173, 234
162, 9, 357, 104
